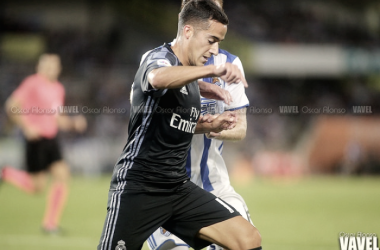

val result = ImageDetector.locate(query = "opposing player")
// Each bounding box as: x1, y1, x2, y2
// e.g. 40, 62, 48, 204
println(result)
2, 54, 87, 233
147, 1, 254, 250
97, 1, 262, 250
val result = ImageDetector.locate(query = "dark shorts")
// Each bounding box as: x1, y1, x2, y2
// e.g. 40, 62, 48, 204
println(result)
97, 181, 240, 250
26, 137, 62, 173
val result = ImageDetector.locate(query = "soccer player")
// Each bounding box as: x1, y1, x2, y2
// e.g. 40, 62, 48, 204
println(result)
97, 1, 262, 250
2, 54, 87, 234
147, 1, 254, 250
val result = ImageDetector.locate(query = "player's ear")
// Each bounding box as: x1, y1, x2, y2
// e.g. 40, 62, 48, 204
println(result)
183, 25, 194, 40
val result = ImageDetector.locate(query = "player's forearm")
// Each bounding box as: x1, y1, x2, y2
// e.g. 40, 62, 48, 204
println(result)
148, 65, 215, 89
216, 123, 246, 141
5, 98, 27, 130
210, 110, 247, 141
195, 121, 215, 134
7, 112, 27, 130
198, 80, 213, 93
58, 115, 87, 133
196, 121, 242, 136
57, 115, 74, 131
195, 112, 236, 134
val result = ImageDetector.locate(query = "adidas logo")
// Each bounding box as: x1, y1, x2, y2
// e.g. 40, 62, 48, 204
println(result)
180, 86, 188, 95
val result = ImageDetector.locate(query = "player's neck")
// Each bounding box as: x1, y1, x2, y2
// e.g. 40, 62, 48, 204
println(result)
37, 73, 57, 83
171, 37, 189, 66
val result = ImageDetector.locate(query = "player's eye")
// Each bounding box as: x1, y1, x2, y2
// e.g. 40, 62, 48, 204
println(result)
208, 40, 215, 44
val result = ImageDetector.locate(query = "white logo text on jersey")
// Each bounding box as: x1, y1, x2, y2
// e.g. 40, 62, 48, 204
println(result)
170, 107, 199, 134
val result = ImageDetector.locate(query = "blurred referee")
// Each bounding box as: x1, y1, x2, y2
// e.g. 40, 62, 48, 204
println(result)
2, 54, 87, 234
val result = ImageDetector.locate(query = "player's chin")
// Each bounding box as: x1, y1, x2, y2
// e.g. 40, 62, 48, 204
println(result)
199, 57, 208, 66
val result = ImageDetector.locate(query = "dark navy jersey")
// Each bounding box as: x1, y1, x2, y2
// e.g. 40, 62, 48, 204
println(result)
110, 43, 201, 192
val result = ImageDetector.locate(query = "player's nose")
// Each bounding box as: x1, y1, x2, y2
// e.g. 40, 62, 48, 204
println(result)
210, 42, 219, 56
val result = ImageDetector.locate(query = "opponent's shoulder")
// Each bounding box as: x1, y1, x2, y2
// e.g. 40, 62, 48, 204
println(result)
215, 49, 239, 64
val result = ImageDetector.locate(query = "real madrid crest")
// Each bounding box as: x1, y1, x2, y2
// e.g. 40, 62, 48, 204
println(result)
115, 240, 127, 250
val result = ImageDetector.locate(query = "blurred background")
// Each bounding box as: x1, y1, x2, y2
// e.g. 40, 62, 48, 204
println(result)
0, 0, 380, 249
1, 0, 380, 177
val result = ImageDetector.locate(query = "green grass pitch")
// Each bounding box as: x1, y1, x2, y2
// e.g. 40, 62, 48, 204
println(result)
0, 175, 379, 250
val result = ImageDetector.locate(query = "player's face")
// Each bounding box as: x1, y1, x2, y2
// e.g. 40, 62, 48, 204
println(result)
38, 55, 62, 81
188, 20, 227, 66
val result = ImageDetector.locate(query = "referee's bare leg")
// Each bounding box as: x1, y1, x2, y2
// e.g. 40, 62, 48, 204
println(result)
198, 216, 261, 250
42, 160, 70, 231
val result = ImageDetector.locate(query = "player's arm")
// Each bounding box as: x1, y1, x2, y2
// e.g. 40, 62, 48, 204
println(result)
206, 108, 247, 141
195, 111, 237, 134
148, 62, 247, 90
210, 56, 248, 140
57, 115, 87, 133
5, 96, 40, 140
5, 96, 24, 127
148, 65, 215, 89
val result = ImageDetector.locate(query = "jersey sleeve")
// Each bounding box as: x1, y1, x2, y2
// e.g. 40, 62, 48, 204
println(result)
224, 57, 249, 111
138, 50, 177, 96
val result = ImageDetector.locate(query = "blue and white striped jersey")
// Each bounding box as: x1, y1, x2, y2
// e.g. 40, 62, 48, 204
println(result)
186, 49, 249, 197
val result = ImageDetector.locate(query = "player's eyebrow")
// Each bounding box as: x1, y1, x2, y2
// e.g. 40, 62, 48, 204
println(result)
210, 35, 224, 42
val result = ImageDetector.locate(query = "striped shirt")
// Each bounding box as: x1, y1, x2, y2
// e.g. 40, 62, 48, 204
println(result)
186, 49, 249, 197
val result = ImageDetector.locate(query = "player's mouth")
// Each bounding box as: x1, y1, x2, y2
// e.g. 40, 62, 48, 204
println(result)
202, 56, 209, 64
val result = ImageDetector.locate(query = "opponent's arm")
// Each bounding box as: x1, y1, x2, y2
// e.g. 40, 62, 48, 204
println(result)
206, 108, 247, 141
195, 111, 237, 134
209, 57, 248, 140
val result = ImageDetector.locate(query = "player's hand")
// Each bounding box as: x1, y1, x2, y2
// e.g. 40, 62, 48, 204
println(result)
210, 111, 237, 133
213, 63, 248, 88
72, 115, 87, 133
199, 114, 213, 123
198, 80, 233, 105
22, 126, 41, 141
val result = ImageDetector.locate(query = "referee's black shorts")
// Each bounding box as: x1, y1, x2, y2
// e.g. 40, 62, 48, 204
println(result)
98, 180, 240, 250
25, 137, 62, 173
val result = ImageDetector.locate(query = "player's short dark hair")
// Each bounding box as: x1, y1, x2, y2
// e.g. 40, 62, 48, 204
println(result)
181, 0, 224, 10
178, 0, 228, 33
